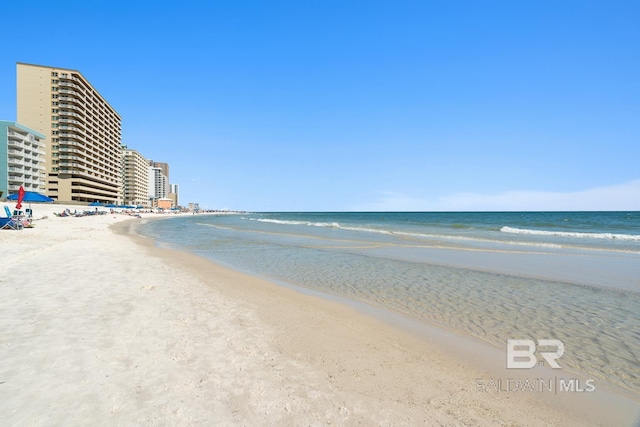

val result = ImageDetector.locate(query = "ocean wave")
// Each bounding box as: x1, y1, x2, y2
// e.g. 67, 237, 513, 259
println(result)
251, 218, 341, 228
500, 226, 640, 241
196, 222, 235, 231
245, 218, 640, 248
249, 218, 573, 245
250, 218, 400, 235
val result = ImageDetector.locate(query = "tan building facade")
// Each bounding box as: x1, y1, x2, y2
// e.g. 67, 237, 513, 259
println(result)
156, 198, 173, 209
168, 183, 179, 207
123, 149, 150, 207
17, 62, 122, 203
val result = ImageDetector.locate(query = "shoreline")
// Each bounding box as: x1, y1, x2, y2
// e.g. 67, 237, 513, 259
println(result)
123, 215, 639, 424
136, 213, 640, 398
1, 205, 638, 425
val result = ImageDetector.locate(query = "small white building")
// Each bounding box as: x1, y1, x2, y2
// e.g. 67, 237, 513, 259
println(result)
0, 121, 46, 198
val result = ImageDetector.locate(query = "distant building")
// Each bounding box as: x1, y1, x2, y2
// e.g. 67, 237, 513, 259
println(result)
17, 62, 122, 203
157, 197, 173, 209
123, 149, 150, 207
168, 183, 179, 207
150, 161, 169, 180
148, 166, 168, 202
0, 121, 46, 198
188, 202, 200, 212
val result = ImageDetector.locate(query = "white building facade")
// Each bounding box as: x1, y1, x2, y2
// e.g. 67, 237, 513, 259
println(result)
148, 166, 168, 201
0, 121, 46, 197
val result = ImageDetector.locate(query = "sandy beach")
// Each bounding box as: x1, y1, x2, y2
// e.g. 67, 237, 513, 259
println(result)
1, 204, 638, 426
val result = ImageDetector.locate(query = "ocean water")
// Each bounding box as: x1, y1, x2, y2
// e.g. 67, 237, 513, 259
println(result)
137, 212, 640, 397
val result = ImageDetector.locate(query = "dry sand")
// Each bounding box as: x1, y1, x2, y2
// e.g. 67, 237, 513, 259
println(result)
1, 204, 638, 426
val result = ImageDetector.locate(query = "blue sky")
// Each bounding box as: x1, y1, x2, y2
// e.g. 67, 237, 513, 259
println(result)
1, 0, 639, 211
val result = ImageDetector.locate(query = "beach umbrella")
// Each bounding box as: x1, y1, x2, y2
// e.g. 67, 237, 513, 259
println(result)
88, 201, 104, 206
7, 189, 53, 216
7, 191, 54, 203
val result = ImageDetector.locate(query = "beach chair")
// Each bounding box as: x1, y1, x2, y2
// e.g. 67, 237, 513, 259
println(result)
0, 216, 23, 230
5, 206, 25, 221
2, 206, 25, 230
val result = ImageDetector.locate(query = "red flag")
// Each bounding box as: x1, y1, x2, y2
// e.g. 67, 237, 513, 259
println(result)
16, 186, 25, 210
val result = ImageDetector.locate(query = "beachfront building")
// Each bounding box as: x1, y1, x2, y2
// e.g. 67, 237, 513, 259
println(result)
157, 197, 173, 209
150, 161, 169, 181
148, 160, 170, 206
0, 121, 46, 198
16, 62, 123, 204
168, 183, 179, 207
148, 165, 168, 206
123, 148, 151, 207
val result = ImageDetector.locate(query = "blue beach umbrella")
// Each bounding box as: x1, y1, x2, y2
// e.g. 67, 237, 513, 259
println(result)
7, 190, 54, 216
7, 191, 54, 203
88, 201, 105, 207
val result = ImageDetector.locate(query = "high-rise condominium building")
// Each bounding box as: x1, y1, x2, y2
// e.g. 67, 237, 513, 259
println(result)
123, 149, 151, 207
149, 166, 168, 201
169, 183, 179, 207
16, 62, 122, 203
0, 121, 46, 198
150, 161, 169, 181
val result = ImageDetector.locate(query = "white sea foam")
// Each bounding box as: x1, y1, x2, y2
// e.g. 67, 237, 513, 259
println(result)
500, 226, 640, 241
251, 218, 341, 228
250, 218, 397, 235
340, 225, 393, 235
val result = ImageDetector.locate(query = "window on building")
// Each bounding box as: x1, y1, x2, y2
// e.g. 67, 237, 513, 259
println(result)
52, 94, 58, 99
51, 72, 58, 77
52, 116, 58, 121
52, 101, 59, 106
52, 87, 58, 92
52, 108, 59, 113
52, 79, 58, 84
